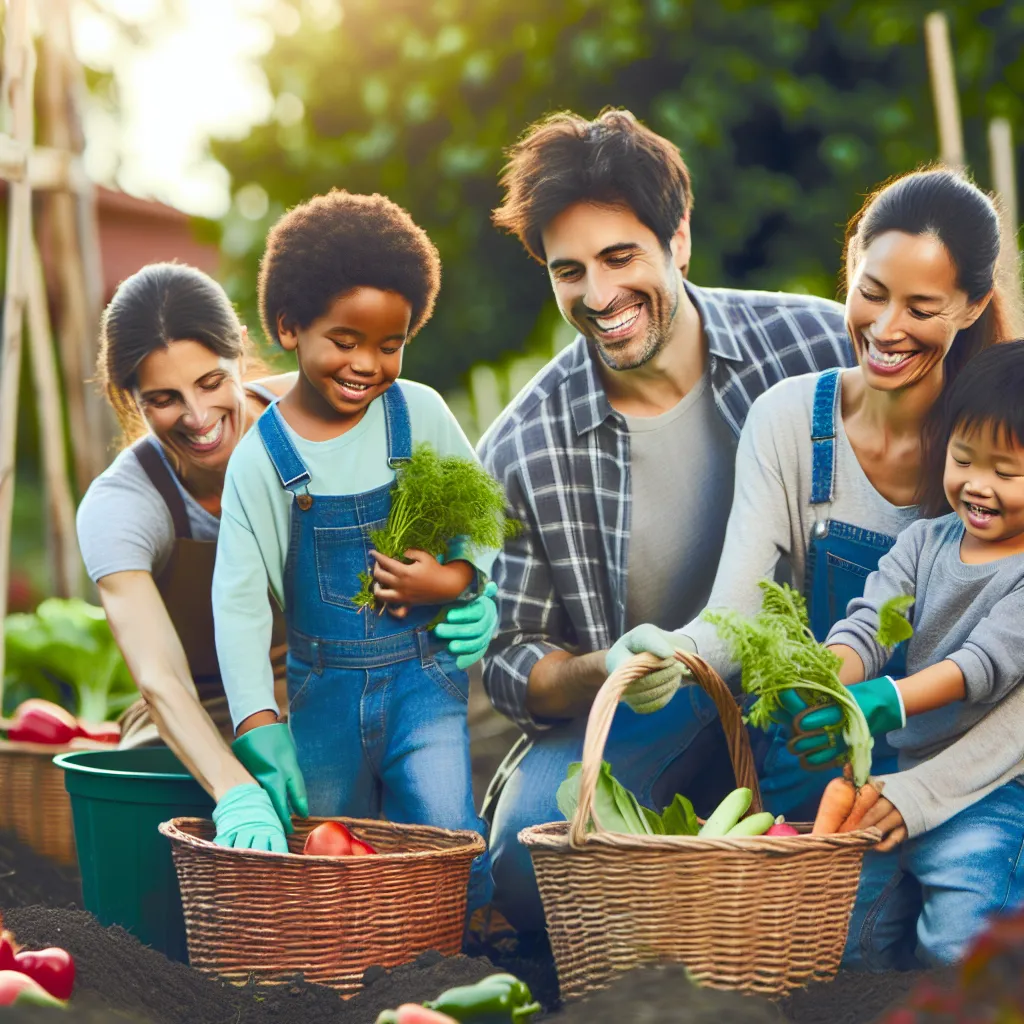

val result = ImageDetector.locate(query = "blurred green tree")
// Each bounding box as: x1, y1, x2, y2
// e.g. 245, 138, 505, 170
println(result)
210, 0, 1024, 393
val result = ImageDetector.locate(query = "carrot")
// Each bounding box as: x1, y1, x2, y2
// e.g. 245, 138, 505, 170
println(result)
838, 779, 884, 833
812, 776, 857, 835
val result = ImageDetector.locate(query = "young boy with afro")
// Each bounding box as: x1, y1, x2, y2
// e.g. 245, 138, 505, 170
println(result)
211, 190, 494, 910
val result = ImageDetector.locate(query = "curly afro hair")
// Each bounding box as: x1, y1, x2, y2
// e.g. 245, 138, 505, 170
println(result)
258, 190, 441, 346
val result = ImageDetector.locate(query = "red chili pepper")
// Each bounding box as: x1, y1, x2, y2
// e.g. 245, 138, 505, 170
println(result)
6, 700, 80, 746
13, 948, 75, 1001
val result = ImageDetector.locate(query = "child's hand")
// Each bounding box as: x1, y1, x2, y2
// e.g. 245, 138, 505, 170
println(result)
370, 550, 474, 611
858, 796, 907, 852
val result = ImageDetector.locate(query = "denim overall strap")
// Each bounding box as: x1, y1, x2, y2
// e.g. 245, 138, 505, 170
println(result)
256, 403, 312, 504
383, 384, 412, 468
810, 368, 841, 505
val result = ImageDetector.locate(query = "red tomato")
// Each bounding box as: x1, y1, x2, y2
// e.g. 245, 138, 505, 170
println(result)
303, 821, 354, 857
0, 970, 64, 1007
0, 935, 16, 971
349, 838, 376, 856
14, 949, 75, 1001
396, 1004, 459, 1023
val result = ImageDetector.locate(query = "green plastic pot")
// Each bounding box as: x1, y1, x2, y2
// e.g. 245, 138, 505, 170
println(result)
54, 747, 213, 962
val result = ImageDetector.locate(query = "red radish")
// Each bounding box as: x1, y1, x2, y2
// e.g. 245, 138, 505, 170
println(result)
303, 821, 354, 857
76, 721, 121, 745
765, 823, 800, 836
0, 970, 64, 1007
14, 948, 75, 1000
6, 700, 80, 745
349, 837, 376, 856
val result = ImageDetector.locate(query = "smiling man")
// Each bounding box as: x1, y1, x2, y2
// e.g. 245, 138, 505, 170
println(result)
476, 108, 856, 934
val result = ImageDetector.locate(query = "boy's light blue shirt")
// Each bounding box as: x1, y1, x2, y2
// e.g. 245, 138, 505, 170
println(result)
213, 380, 496, 727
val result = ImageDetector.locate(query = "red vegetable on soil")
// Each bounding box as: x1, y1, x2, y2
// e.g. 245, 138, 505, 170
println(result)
14, 948, 75, 1001
394, 1004, 459, 1023
0, 969, 65, 1007
303, 821, 354, 857
0, 933, 16, 971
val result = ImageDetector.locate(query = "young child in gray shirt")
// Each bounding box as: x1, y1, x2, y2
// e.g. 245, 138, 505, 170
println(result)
788, 341, 1024, 838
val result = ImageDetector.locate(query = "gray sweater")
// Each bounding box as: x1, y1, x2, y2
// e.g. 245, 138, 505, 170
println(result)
828, 514, 1024, 765
680, 372, 1024, 837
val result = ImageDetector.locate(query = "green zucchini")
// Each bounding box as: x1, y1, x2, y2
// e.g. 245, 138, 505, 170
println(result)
725, 811, 776, 837
697, 787, 752, 837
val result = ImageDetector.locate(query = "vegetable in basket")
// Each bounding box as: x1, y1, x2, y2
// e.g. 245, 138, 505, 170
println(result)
352, 443, 519, 608
3, 598, 138, 724
303, 821, 376, 856
2, 698, 120, 747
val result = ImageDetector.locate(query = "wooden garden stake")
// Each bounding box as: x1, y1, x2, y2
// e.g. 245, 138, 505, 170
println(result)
988, 117, 1023, 316
0, 0, 37, 697
27, 239, 81, 599
924, 12, 965, 170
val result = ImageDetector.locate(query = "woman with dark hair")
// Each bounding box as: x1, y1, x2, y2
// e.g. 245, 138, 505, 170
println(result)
606, 166, 1022, 964
76, 262, 498, 852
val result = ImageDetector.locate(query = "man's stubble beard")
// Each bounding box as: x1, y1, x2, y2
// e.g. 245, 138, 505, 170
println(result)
591, 276, 680, 372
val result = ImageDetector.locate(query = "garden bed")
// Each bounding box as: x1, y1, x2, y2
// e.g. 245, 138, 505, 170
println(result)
0, 830, 931, 1023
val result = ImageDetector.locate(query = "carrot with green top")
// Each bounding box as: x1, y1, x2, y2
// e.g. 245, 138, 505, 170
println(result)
812, 775, 857, 835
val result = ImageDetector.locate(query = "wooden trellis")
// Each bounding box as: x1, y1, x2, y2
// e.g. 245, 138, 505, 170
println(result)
0, 0, 108, 693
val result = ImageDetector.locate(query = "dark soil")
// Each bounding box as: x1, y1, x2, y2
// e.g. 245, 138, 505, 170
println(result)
0, 830, 933, 1024
0, 832, 82, 910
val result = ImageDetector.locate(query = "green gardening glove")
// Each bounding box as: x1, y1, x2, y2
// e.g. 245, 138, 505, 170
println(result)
213, 783, 289, 853
781, 676, 906, 767
433, 581, 498, 670
605, 624, 696, 715
231, 722, 309, 833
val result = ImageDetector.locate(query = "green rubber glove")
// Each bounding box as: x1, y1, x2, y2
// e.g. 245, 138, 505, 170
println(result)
433, 581, 498, 670
213, 783, 289, 853
231, 722, 309, 833
605, 624, 696, 714
781, 677, 906, 766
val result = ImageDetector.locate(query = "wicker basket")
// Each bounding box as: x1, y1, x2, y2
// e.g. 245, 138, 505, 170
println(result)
519, 650, 880, 1000
0, 740, 76, 864
160, 815, 485, 992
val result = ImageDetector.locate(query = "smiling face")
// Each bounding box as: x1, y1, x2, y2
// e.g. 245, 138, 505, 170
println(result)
134, 340, 246, 473
845, 230, 990, 393
541, 202, 688, 372
279, 287, 410, 424
944, 424, 1024, 555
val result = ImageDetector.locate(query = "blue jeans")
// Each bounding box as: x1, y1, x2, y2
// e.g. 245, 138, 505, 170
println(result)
844, 780, 1024, 969
289, 643, 493, 912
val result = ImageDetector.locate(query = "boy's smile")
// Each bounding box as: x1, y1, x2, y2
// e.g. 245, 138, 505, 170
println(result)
277, 287, 411, 432
944, 426, 1024, 561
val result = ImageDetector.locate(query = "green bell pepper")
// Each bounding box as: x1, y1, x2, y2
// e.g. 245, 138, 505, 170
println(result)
424, 973, 541, 1023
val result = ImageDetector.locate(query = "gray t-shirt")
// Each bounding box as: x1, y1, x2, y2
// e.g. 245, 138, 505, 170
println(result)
623, 373, 737, 630
828, 514, 1024, 765
76, 437, 219, 582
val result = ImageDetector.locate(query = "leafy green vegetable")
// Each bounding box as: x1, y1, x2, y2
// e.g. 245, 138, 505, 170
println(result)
876, 595, 915, 648
4, 599, 137, 722
659, 793, 700, 837
702, 580, 874, 786
556, 761, 699, 836
353, 442, 520, 607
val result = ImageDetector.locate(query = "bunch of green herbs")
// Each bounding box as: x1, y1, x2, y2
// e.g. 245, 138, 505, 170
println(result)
556, 761, 700, 836
702, 580, 874, 785
4, 598, 137, 721
353, 442, 519, 607
876, 594, 915, 648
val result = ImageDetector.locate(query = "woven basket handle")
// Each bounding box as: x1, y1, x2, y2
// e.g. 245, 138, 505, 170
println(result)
569, 649, 762, 846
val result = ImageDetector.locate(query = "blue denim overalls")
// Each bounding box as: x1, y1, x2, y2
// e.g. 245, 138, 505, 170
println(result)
756, 368, 901, 818
256, 385, 491, 910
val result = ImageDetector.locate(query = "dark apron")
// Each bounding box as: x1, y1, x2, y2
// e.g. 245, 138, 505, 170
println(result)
119, 387, 288, 745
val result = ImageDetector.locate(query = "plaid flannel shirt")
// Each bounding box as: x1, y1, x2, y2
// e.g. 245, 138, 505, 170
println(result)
477, 281, 854, 733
